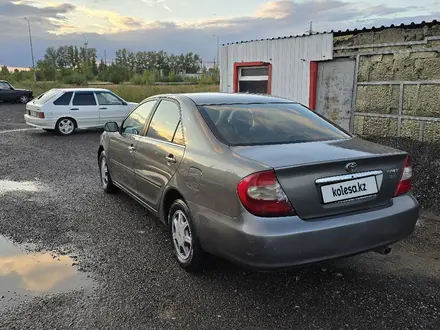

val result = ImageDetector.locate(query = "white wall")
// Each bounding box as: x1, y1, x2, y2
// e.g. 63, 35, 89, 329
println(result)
219, 33, 333, 105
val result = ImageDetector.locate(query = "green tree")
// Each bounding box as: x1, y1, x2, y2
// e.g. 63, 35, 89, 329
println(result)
0, 65, 9, 79
36, 59, 56, 81
56, 46, 69, 69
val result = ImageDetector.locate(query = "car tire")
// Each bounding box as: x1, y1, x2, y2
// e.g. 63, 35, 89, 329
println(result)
55, 118, 76, 136
99, 151, 117, 193
19, 95, 30, 104
168, 199, 204, 273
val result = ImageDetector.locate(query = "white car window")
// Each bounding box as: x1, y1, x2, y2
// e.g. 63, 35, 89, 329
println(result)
95, 92, 123, 106
72, 92, 97, 106
53, 92, 73, 106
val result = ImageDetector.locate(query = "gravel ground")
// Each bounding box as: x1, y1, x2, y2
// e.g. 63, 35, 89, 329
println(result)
0, 103, 439, 330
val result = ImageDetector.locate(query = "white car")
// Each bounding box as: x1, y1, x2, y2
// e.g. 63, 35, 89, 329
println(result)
24, 88, 138, 135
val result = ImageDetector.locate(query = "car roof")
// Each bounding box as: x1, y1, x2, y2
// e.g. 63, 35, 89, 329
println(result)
51, 87, 111, 92
175, 92, 297, 106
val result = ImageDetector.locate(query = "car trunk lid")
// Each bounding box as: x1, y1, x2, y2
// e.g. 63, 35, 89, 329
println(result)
231, 138, 408, 219
26, 102, 44, 117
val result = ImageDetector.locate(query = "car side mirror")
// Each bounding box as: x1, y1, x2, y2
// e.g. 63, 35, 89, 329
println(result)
104, 122, 119, 132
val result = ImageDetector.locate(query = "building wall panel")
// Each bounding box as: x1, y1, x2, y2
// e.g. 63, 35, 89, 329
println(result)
219, 33, 333, 105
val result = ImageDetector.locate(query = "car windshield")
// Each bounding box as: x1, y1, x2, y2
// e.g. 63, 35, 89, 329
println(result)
0, 81, 12, 89
197, 102, 350, 146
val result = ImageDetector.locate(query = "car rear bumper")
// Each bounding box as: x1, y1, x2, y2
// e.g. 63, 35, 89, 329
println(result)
190, 193, 420, 270
24, 114, 56, 129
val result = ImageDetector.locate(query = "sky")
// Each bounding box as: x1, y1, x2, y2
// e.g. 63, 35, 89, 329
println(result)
0, 0, 439, 67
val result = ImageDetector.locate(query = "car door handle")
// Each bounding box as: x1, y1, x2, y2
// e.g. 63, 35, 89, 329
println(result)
166, 155, 176, 163
99, 107, 107, 110
70, 108, 79, 110
128, 145, 135, 152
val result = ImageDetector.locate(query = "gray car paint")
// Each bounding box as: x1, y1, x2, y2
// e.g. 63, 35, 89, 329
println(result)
99, 92, 420, 270
231, 138, 408, 219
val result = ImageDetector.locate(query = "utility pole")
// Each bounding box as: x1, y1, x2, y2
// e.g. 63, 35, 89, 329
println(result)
307, 21, 316, 35
24, 17, 36, 82
83, 36, 88, 84
213, 34, 219, 69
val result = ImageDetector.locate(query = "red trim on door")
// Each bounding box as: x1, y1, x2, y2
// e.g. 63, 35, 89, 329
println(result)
308, 61, 318, 110
233, 61, 272, 94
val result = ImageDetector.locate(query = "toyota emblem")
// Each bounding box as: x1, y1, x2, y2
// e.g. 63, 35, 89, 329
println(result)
345, 162, 358, 173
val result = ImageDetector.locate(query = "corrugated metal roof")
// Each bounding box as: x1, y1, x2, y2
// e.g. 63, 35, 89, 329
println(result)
222, 19, 439, 46
332, 19, 439, 36
222, 32, 332, 46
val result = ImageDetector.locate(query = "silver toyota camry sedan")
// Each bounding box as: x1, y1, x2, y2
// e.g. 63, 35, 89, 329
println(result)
97, 92, 419, 272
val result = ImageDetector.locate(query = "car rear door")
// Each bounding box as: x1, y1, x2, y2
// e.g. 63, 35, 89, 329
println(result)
107, 100, 158, 194
51, 91, 73, 116
70, 91, 99, 128
134, 99, 185, 210
95, 91, 131, 126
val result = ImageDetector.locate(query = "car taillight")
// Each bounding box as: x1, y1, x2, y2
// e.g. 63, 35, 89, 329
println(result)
394, 154, 412, 197
38, 112, 45, 118
237, 170, 295, 217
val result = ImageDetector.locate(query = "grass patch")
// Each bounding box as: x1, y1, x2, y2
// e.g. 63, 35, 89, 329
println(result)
13, 81, 220, 103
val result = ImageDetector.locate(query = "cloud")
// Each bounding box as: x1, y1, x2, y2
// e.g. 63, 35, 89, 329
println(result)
0, 0, 438, 67
254, 0, 295, 19
142, 0, 171, 12
0, 0, 76, 36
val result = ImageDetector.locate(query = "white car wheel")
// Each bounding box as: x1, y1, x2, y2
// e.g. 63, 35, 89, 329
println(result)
56, 118, 75, 135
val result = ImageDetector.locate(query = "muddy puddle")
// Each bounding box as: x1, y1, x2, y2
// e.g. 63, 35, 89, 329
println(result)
0, 236, 94, 309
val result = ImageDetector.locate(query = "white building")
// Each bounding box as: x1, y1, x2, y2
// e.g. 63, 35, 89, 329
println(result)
219, 33, 333, 110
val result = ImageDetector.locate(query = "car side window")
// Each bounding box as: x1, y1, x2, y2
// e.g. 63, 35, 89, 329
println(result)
53, 92, 73, 106
121, 101, 156, 136
95, 92, 123, 106
72, 92, 96, 106
172, 121, 185, 146
0, 82, 10, 90
146, 100, 181, 143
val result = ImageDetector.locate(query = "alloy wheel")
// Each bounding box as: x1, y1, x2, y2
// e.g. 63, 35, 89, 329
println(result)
58, 119, 75, 135
20, 95, 29, 104
171, 210, 193, 262
100, 157, 109, 189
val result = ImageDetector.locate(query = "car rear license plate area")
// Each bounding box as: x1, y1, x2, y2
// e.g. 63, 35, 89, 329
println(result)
320, 176, 378, 204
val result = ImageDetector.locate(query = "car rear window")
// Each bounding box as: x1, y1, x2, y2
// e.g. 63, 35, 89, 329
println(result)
197, 103, 350, 146
53, 92, 73, 105
37, 89, 60, 104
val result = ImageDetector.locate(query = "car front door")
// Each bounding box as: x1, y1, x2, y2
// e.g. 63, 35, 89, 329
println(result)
0, 82, 15, 101
95, 91, 130, 126
70, 91, 100, 128
134, 99, 185, 210
107, 100, 158, 194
